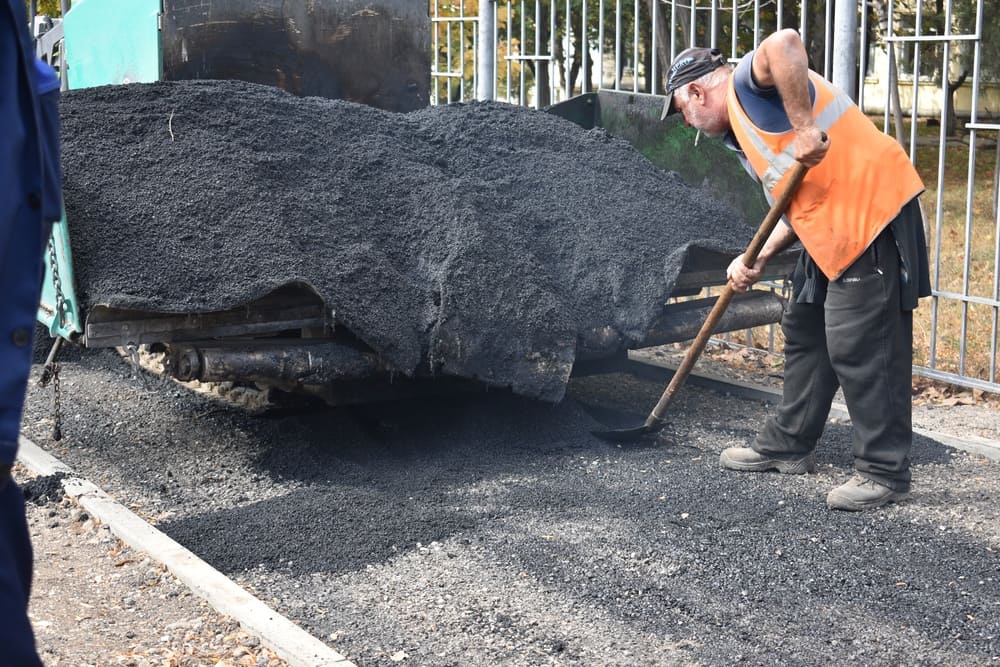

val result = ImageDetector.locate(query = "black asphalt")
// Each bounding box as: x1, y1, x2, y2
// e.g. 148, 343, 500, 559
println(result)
59, 80, 752, 401
22, 351, 999, 666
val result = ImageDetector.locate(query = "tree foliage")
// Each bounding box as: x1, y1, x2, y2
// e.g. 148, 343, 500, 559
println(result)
27, 0, 61, 17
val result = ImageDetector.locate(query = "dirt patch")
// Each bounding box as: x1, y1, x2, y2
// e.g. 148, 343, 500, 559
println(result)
19, 467, 288, 667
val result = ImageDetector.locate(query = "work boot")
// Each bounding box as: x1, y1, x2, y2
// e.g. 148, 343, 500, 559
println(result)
719, 447, 816, 474
826, 475, 909, 511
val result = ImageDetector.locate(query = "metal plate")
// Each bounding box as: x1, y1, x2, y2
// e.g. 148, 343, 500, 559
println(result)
63, 0, 162, 89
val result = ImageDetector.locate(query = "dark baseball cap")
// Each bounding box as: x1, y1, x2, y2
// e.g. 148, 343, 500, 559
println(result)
660, 47, 728, 120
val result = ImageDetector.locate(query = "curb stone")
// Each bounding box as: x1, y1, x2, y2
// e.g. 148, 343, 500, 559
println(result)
17, 435, 357, 667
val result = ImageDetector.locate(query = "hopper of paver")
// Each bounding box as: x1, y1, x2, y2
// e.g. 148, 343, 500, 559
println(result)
40, 86, 797, 410
34, 2, 796, 410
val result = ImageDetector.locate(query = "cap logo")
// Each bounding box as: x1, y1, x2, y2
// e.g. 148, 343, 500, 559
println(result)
669, 57, 695, 80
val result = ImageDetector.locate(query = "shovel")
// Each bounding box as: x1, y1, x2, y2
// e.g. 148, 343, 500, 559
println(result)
593, 159, 810, 443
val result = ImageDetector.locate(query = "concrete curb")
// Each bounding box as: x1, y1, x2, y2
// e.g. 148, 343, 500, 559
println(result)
17, 436, 357, 667
624, 356, 1000, 462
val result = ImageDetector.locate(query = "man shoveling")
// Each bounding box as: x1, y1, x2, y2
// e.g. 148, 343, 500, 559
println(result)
662, 29, 930, 511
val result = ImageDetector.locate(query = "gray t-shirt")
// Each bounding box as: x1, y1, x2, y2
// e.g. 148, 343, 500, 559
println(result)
730, 50, 816, 132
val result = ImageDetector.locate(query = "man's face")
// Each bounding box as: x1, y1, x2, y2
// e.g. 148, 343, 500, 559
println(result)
674, 83, 729, 138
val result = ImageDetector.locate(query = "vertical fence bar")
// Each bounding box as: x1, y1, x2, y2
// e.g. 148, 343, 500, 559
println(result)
711, 0, 719, 48
519, 0, 526, 104
910, 0, 923, 158
753, 0, 760, 49
432, 0, 439, 105
731, 0, 738, 60
882, 0, 893, 134
651, 0, 659, 92
447, 20, 454, 103
506, 0, 513, 101
550, 0, 556, 102
599, 0, 606, 88
858, 0, 867, 106
582, 0, 589, 92
461, 0, 468, 102
614, 0, 622, 89
939, 0, 965, 374
823, 0, 832, 79
690, 0, 696, 49
993, 174, 1000, 384
565, 0, 572, 98
634, 0, 640, 92
975, 0, 1000, 385
670, 0, 677, 62
537, 0, 544, 107
833, 0, 858, 99
798, 0, 806, 46
478, 0, 496, 100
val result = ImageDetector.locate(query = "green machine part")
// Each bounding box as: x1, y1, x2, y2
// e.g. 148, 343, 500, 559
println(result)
62, 0, 163, 89
38, 213, 83, 340
546, 91, 769, 227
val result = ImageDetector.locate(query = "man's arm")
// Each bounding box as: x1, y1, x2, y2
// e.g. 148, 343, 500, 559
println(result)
727, 223, 798, 291
752, 29, 828, 166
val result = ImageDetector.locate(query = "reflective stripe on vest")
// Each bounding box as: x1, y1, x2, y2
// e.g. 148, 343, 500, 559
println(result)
727, 71, 924, 279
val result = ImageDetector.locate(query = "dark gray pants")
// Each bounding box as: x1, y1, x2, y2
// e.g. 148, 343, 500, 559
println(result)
753, 224, 914, 491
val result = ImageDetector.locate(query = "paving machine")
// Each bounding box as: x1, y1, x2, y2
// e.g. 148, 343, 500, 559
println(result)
35, 0, 794, 410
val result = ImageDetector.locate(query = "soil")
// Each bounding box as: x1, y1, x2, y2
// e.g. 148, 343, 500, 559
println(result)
18, 464, 289, 667
17, 348, 1000, 667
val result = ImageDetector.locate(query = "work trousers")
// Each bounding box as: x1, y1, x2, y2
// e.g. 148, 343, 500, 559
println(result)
0, 473, 44, 667
753, 222, 914, 491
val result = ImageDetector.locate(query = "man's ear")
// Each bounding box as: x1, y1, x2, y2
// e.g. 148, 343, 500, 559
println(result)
688, 83, 704, 103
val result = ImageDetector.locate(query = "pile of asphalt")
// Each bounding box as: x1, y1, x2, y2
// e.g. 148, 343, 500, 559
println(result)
59, 80, 750, 401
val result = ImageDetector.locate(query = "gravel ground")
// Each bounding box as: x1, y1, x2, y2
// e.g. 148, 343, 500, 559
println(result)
21, 349, 1000, 666
19, 467, 289, 666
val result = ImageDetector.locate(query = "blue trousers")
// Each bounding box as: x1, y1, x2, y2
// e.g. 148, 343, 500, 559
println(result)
0, 475, 43, 667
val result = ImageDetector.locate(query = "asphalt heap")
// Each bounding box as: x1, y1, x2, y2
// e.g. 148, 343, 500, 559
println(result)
60, 80, 750, 401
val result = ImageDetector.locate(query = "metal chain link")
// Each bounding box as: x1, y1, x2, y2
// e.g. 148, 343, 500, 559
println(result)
50, 362, 62, 441
38, 340, 64, 442
40, 235, 69, 440
47, 235, 68, 330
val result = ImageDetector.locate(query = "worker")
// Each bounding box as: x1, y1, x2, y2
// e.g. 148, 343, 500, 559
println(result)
2, 1, 63, 663
661, 29, 930, 511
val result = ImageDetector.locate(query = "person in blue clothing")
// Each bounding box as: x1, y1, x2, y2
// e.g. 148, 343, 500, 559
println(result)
2, 1, 64, 664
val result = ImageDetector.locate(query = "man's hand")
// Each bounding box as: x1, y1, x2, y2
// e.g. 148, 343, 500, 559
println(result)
794, 124, 829, 167
727, 253, 767, 292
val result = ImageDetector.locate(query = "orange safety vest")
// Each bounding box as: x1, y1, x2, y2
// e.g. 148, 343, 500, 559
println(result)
727, 71, 924, 280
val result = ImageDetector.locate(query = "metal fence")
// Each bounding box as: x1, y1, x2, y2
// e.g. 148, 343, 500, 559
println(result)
431, 0, 1000, 394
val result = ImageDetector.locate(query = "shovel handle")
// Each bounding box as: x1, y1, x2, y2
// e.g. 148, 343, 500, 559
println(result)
642, 160, 810, 429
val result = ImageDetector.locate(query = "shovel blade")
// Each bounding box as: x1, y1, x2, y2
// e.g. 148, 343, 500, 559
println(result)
591, 422, 663, 443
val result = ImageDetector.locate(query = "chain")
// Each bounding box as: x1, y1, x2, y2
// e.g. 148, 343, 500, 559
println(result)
50, 363, 62, 441
38, 337, 64, 441
40, 235, 69, 441
47, 235, 68, 330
